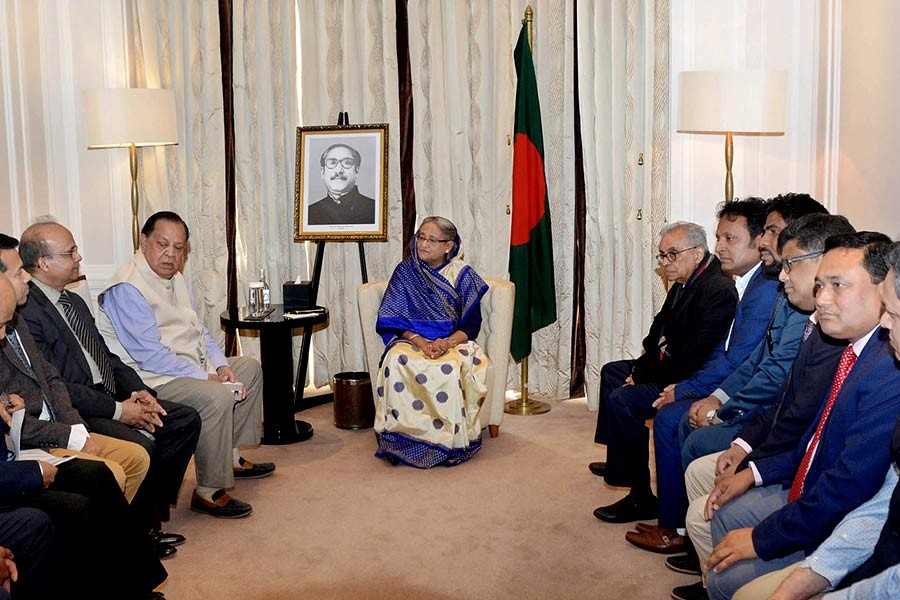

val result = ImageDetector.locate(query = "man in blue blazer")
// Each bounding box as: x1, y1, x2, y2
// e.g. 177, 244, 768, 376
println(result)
702, 232, 900, 600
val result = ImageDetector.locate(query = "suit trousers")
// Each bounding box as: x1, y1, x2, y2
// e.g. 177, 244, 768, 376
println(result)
0, 506, 54, 600
653, 399, 696, 529
679, 414, 745, 468
25, 458, 166, 599
48, 432, 150, 502
595, 360, 662, 493
707, 485, 804, 600
155, 356, 263, 490
85, 399, 200, 529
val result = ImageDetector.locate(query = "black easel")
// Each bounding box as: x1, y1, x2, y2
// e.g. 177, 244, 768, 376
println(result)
293, 111, 370, 410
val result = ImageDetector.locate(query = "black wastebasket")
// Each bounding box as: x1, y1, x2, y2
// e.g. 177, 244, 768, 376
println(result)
332, 371, 375, 429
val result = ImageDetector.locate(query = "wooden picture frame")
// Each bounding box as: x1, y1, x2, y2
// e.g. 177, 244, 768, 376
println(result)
293, 123, 389, 241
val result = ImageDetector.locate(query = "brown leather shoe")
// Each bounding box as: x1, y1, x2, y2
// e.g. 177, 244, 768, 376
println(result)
635, 522, 657, 532
625, 525, 685, 554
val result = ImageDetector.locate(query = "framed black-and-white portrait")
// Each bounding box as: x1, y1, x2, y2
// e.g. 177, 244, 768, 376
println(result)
293, 123, 389, 241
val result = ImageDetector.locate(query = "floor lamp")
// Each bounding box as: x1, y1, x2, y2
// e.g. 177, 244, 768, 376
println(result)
83, 89, 178, 251
677, 70, 787, 203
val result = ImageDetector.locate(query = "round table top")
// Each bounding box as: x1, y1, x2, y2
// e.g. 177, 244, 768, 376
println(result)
219, 304, 328, 331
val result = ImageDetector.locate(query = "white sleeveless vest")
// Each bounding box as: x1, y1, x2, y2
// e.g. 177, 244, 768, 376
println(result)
97, 252, 209, 389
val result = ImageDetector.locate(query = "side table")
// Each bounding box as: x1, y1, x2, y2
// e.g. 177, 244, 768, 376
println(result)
220, 304, 328, 445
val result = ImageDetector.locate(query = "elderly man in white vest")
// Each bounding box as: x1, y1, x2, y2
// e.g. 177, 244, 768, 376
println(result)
97, 211, 273, 519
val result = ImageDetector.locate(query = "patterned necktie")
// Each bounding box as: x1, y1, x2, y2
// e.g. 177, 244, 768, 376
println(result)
58, 291, 116, 397
6, 331, 55, 421
802, 318, 816, 342
788, 345, 857, 501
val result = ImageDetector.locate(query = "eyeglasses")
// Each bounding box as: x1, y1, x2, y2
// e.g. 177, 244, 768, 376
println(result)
46, 246, 79, 259
323, 158, 356, 169
415, 234, 451, 245
782, 251, 824, 273
656, 246, 700, 263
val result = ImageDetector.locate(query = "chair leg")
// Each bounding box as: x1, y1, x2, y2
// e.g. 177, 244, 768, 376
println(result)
488, 424, 500, 438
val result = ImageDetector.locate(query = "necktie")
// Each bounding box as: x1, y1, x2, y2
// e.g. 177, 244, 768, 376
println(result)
788, 345, 857, 501
58, 291, 116, 397
802, 318, 816, 342
6, 331, 35, 378
5, 331, 55, 421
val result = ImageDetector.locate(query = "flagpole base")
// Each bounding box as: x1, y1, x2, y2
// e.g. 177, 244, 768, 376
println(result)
504, 398, 551, 416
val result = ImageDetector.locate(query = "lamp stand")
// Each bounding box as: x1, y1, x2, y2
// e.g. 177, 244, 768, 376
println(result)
724, 131, 734, 203
504, 356, 551, 415
129, 143, 140, 251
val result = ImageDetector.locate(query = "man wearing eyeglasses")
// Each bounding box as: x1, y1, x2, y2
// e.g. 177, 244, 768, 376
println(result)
308, 143, 376, 225
592, 221, 738, 524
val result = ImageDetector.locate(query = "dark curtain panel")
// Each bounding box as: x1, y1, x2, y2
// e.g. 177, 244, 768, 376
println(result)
395, 0, 416, 257
569, 1, 587, 398
218, 0, 238, 355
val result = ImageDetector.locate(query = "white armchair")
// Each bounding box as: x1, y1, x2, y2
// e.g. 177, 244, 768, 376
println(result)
357, 277, 514, 438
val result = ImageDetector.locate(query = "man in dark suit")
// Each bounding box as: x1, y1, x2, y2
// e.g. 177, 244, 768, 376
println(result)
0, 238, 150, 504
307, 143, 376, 225
14, 223, 201, 554
699, 233, 900, 600
0, 271, 167, 599
593, 221, 738, 523
734, 240, 900, 599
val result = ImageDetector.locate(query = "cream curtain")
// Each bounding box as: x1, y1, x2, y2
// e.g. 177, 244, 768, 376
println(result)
578, 0, 669, 409
229, 1, 299, 362
297, 0, 403, 386
130, 0, 229, 343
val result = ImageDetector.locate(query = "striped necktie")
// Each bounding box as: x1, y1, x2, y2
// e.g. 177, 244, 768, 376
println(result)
58, 291, 116, 397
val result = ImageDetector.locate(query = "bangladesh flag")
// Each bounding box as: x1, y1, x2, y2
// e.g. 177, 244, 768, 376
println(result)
509, 23, 557, 362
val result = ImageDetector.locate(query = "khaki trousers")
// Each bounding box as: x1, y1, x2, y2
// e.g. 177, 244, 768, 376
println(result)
733, 562, 801, 600
684, 451, 723, 579
49, 432, 150, 502
155, 356, 263, 490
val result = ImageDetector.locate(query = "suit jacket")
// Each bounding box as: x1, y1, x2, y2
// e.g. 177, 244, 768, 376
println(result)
631, 255, 738, 385
0, 422, 43, 501
736, 323, 847, 466
674, 266, 780, 401
0, 316, 87, 449
307, 186, 376, 225
714, 291, 808, 422
751, 329, 900, 560
19, 282, 150, 419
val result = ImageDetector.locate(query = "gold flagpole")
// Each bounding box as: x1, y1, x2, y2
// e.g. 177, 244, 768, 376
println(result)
505, 4, 550, 417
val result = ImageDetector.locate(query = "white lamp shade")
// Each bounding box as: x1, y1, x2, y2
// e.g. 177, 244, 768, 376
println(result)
83, 88, 178, 148
678, 70, 787, 135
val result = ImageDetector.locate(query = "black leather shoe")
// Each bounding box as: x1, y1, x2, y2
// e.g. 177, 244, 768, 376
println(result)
146, 592, 167, 600
151, 530, 186, 547
156, 542, 177, 560
190, 490, 253, 518
588, 461, 606, 477
233, 457, 276, 479
671, 581, 707, 600
666, 552, 701, 575
593, 493, 658, 523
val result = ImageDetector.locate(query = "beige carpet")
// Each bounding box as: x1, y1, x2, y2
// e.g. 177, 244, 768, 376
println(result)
159, 398, 696, 599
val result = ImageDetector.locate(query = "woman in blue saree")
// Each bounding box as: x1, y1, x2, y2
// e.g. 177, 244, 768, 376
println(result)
374, 216, 491, 468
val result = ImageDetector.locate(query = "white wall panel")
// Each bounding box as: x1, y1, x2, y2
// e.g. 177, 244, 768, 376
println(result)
670, 0, 819, 241
0, 0, 132, 299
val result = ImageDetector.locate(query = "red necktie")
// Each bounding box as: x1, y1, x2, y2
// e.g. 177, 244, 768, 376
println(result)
788, 345, 857, 502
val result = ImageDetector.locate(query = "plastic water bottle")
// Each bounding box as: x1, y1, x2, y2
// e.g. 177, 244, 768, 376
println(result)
258, 268, 270, 309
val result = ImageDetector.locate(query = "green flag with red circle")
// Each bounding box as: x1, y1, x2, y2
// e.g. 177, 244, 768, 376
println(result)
509, 23, 557, 362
